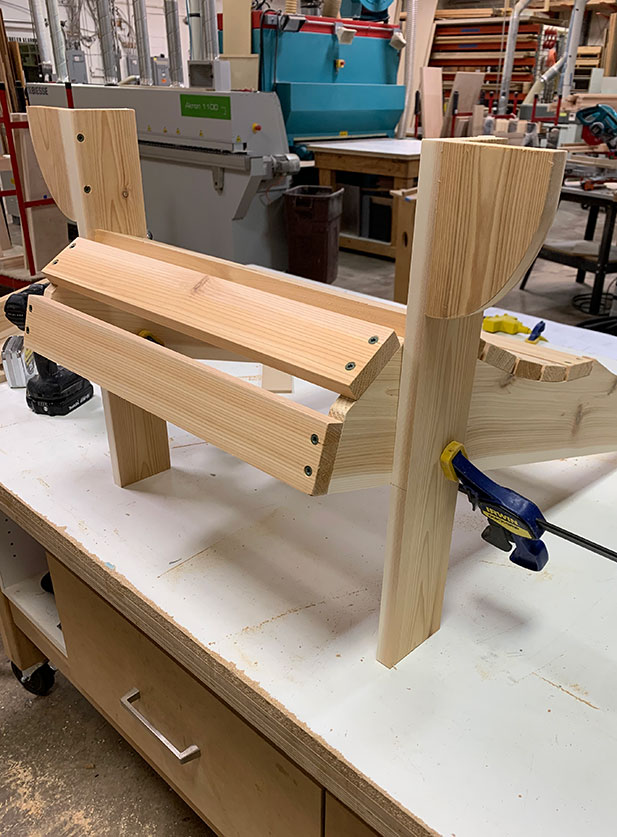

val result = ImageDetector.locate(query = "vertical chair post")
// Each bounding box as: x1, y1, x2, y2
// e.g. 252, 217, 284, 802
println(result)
377, 140, 565, 668
27, 106, 170, 487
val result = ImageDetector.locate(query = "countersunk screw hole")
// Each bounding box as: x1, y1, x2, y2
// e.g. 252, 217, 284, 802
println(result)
52, 259, 58, 264
83, 185, 91, 194
76, 133, 85, 142
28, 305, 32, 312
368, 335, 379, 345
345, 361, 356, 371
310, 434, 319, 445
25, 326, 29, 334
304, 465, 313, 476
69, 242, 76, 248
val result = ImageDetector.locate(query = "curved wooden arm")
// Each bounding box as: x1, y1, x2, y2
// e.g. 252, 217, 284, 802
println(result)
417, 139, 565, 318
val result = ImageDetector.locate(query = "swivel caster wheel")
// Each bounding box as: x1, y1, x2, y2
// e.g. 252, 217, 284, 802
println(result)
11, 661, 55, 696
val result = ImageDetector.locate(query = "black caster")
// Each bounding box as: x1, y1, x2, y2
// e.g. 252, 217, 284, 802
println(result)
40, 572, 54, 594
11, 661, 55, 696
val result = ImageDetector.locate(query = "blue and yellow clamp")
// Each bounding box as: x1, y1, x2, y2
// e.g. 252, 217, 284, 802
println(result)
441, 442, 617, 571
441, 441, 549, 571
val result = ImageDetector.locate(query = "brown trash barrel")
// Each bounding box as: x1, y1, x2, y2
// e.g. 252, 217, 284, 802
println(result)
284, 185, 344, 284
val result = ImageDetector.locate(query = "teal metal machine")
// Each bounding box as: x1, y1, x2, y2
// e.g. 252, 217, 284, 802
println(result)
251, 10, 405, 152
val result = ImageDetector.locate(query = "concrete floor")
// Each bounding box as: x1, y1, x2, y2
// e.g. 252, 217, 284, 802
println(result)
0, 198, 612, 835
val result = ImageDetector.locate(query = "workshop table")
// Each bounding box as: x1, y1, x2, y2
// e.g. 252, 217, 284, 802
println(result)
1, 307, 617, 836
307, 139, 421, 276
523, 184, 617, 315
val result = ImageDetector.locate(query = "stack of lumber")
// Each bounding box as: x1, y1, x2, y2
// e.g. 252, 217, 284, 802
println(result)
575, 44, 604, 91
0, 9, 21, 115
429, 16, 541, 102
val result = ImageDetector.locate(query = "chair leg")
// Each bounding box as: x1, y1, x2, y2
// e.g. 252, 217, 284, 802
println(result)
520, 260, 536, 290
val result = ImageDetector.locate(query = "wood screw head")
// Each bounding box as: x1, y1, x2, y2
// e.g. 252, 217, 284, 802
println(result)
304, 465, 313, 476
83, 185, 91, 194
310, 434, 319, 445
122, 190, 129, 198
368, 335, 379, 344
345, 361, 356, 371
76, 133, 85, 142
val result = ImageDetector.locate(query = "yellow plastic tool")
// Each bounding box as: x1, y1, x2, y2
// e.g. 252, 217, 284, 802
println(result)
482, 313, 547, 343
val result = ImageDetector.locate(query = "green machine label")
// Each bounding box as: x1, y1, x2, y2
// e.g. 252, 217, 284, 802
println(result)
180, 94, 231, 120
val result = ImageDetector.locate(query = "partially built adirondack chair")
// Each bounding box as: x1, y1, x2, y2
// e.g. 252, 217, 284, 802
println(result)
14, 105, 617, 667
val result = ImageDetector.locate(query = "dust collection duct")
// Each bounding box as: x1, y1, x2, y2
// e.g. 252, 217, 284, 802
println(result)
132, 0, 153, 84
95, 0, 119, 84
186, 0, 203, 60
200, 0, 220, 61
164, 0, 184, 85
29, 0, 54, 78
44, 0, 68, 81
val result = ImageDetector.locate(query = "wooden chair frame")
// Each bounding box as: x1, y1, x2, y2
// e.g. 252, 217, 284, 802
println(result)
12, 106, 617, 667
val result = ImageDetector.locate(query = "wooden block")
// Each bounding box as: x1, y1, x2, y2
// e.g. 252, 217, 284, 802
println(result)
471, 104, 486, 137
391, 190, 417, 304
44, 237, 400, 399
440, 71, 485, 137
102, 391, 171, 487
261, 366, 293, 393
420, 66, 443, 139
0, 248, 24, 269
25, 296, 343, 495
377, 139, 566, 668
328, 349, 402, 494
92, 229, 407, 337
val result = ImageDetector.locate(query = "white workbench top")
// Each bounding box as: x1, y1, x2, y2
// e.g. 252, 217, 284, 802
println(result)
306, 138, 422, 158
2, 311, 617, 837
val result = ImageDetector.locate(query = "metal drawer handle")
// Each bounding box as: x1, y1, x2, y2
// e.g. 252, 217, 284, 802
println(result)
121, 687, 201, 765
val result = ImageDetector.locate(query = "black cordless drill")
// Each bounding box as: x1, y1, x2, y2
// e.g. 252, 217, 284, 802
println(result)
4, 284, 93, 416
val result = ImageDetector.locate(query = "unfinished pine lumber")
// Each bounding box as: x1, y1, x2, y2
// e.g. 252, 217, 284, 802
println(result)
43, 237, 400, 399
376, 139, 565, 668
27, 105, 166, 489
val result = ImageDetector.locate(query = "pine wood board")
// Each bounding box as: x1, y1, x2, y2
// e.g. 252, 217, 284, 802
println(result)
420, 66, 443, 139
27, 106, 147, 238
479, 332, 594, 381
101, 390, 171, 487
44, 237, 400, 399
440, 72, 485, 138
93, 230, 407, 337
467, 357, 617, 469
377, 139, 566, 668
328, 349, 402, 494
25, 296, 343, 496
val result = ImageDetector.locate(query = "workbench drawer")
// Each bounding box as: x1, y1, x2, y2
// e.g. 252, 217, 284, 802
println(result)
47, 556, 322, 837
